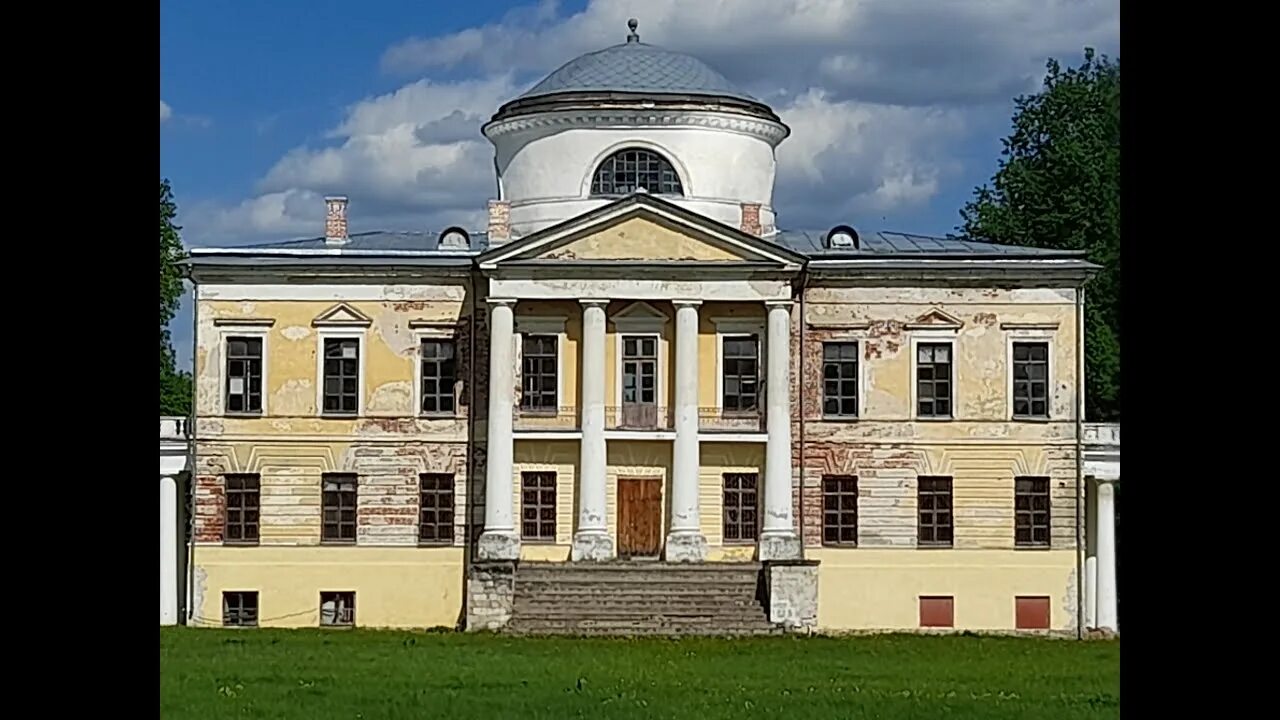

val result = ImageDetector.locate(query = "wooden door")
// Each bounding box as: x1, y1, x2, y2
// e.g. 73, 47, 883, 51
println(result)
617, 477, 662, 558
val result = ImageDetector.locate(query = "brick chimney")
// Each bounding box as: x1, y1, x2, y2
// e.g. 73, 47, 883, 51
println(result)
739, 202, 762, 236
487, 199, 511, 245
325, 196, 349, 245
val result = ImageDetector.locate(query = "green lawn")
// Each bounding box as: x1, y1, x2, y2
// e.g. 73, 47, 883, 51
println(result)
160, 628, 1119, 719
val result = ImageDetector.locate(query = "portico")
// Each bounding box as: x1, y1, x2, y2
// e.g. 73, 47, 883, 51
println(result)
1083, 423, 1120, 634
474, 194, 805, 563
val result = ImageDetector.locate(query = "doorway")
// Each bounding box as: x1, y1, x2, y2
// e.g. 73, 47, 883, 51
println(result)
620, 335, 659, 429
617, 476, 662, 559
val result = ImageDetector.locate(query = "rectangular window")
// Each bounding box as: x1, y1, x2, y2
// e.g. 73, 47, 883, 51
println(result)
520, 335, 558, 413
722, 473, 759, 543
1012, 342, 1050, 419
822, 342, 859, 418
319, 591, 355, 627
917, 476, 953, 547
224, 474, 261, 545
621, 335, 659, 428
919, 596, 954, 628
1015, 596, 1051, 630
722, 335, 760, 413
222, 591, 258, 627
418, 473, 455, 545
322, 338, 360, 415
420, 340, 457, 415
321, 473, 358, 544
822, 475, 859, 546
520, 471, 556, 541
916, 343, 953, 418
225, 337, 263, 414
1014, 476, 1051, 548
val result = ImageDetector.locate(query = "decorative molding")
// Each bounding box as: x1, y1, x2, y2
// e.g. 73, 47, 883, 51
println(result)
1000, 321, 1061, 331
484, 109, 790, 146
806, 320, 871, 331
312, 302, 373, 328
710, 316, 766, 335
515, 315, 568, 335
904, 308, 964, 332
408, 319, 463, 330
212, 317, 275, 328
611, 301, 669, 333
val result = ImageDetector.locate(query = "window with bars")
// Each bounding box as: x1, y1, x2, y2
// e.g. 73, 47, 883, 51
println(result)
225, 337, 263, 414
420, 340, 457, 415
916, 343, 953, 418
589, 148, 684, 196
321, 474, 358, 544
917, 476, 953, 547
322, 338, 360, 415
520, 471, 556, 541
419, 473, 455, 545
224, 474, 260, 545
1014, 476, 1051, 548
722, 336, 760, 413
222, 591, 258, 627
822, 342, 859, 418
1012, 342, 1050, 419
521, 335, 558, 413
319, 591, 355, 627
722, 473, 759, 543
822, 475, 859, 546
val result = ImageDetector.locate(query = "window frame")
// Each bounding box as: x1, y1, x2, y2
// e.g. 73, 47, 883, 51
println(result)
223, 473, 261, 546
418, 473, 456, 546
519, 334, 561, 415
720, 333, 762, 416
320, 473, 359, 545
1006, 331, 1055, 421
1014, 476, 1052, 549
721, 473, 760, 544
315, 330, 365, 417
319, 591, 356, 628
416, 335, 459, 417
821, 340, 862, 419
588, 146, 686, 197
222, 591, 259, 627
520, 471, 557, 542
223, 335, 265, 416
821, 475, 860, 547
215, 323, 271, 416
911, 337, 955, 420
916, 476, 954, 548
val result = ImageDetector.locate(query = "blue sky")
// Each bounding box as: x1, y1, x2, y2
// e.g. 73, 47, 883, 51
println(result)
161, 0, 1119, 369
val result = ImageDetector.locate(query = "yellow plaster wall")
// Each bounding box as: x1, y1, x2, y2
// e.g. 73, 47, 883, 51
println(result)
533, 216, 746, 262
811, 548, 1077, 631
193, 546, 464, 629
698, 443, 765, 549
513, 440, 579, 550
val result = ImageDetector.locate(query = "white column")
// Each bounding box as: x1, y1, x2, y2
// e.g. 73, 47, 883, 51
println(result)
1095, 478, 1119, 632
572, 300, 613, 561
759, 300, 801, 561
666, 300, 708, 562
159, 474, 178, 626
478, 298, 520, 560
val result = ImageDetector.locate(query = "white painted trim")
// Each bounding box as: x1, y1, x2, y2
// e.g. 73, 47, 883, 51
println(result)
312, 302, 373, 328
489, 278, 792, 302
909, 335, 955, 420
212, 318, 275, 327
710, 317, 765, 412
579, 141, 694, 199
413, 327, 461, 418
604, 430, 676, 441
314, 327, 367, 417
614, 331, 666, 415
199, 284, 469, 302
611, 301, 669, 333
219, 326, 270, 416
513, 430, 584, 440
1005, 329, 1056, 421
904, 308, 965, 331
698, 432, 768, 443
1001, 321, 1061, 331
515, 315, 568, 411
480, 202, 800, 269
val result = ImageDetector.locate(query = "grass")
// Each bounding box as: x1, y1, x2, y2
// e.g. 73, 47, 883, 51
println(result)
161, 628, 1119, 719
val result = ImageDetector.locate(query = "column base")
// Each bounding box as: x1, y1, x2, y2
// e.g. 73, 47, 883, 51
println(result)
758, 532, 803, 561
571, 531, 615, 561
477, 530, 521, 561
663, 531, 709, 563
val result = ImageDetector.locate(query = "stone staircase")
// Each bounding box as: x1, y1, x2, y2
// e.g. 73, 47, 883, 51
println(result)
506, 561, 781, 636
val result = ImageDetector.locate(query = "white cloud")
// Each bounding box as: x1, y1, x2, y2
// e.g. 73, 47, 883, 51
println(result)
160, 100, 172, 122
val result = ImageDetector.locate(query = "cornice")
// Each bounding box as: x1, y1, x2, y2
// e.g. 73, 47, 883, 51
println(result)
484, 108, 790, 147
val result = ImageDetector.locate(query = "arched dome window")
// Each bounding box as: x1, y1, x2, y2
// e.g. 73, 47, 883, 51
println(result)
590, 148, 684, 197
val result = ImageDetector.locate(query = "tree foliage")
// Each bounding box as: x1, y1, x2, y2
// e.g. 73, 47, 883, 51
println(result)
960, 48, 1120, 421
160, 178, 192, 416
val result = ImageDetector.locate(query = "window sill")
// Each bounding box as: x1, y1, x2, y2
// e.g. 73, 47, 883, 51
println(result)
820, 415, 860, 422
916, 543, 954, 550
1012, 416, 1052, 423
224, 412, 264, 418
222, 541, 261, 548
418, 413, 460, 420
417, 540, 456, 548
1014, 544, 1053, 551
915, 416, 954, 422
319, 540, 358, 546
319, 413, 360, 419
821, 542, 859, 549
722, 539, 758, 547
520, 538, 559, 545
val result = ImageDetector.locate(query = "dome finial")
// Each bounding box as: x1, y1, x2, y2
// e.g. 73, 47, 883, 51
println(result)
626, 18, 639, 43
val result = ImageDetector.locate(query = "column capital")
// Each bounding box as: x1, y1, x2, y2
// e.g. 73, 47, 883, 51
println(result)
764, 299, 794, 309
672, 300, 703, 309
486, 297, 517, 308
578, 298, 611, 309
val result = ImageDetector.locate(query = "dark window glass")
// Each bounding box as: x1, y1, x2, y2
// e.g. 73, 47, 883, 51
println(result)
224, 474, 260, 545
722, 473, 759, 542
319, 591, 355, 627
1012, 342, 1050, 419
521, 336, 558, 413
225, 337, 263, 414
590, 148, 684, 196
1014, 476, 1051, 548
916, 343, 953, 418
222, 592, 258, 627
520, 472, 556, 541
822, 476, 859, 546
722, 336, 759, 413
322, 338, 360, 415
822, 342, 859, 417
917, 476, 954, 547
420, 340, 457, 415
419, 473, 455, 544
321, 474, 358, 544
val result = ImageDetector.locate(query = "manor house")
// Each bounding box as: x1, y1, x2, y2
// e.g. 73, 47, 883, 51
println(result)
176, 22, 1118, 635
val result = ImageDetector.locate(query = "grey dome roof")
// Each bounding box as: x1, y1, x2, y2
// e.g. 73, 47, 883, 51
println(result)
517, 36, 756, 103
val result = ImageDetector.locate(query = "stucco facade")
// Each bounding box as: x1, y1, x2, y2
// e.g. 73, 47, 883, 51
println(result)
177, 23, 1115, 635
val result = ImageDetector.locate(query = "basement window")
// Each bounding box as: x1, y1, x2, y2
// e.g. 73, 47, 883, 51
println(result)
222, 591, 258, 627
320, 592, 355, 627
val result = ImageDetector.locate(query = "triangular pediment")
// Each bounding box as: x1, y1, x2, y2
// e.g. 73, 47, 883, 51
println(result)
478, 194, 805, 270
312, 302, 373, 328
905, 308, 964, 331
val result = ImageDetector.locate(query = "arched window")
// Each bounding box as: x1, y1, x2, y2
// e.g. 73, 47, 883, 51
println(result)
590, 148, 684, 196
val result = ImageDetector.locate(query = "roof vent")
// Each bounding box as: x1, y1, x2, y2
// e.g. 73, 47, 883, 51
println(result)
438, 227, 470, 251
826, 225, 859, 249
626, 18, 640, 43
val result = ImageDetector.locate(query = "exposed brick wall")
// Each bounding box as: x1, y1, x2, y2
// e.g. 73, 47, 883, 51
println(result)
740, 202, 762, 236
193, 475, 224, 544
487, 200, 511, 243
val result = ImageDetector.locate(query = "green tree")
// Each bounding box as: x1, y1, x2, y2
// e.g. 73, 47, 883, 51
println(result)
960, 48, 1120, 421
160, 178, 192, 416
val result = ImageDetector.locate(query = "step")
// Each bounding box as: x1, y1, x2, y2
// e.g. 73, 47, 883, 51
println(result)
516, 582, 757, 595
517, 573, 759, 585
512, 607, 768, 620
514, 598, 763, 612
507, 620, 780, 636
519, 561, 762, 571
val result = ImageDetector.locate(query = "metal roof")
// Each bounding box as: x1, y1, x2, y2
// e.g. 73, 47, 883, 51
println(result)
774, 229, 1089, 259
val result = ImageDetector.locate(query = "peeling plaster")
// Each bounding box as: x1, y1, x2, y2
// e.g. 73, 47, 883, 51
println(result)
281, 325, 310, 342
368, 381, 413, 415
271, 378, 313, 416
